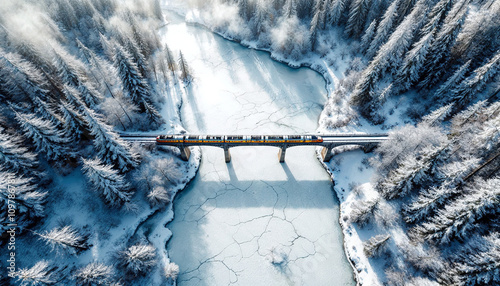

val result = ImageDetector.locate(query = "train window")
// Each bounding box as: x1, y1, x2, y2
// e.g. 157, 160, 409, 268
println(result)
188, 135, 198, 139
251, 136, 262, 140
311, 136, 318, 140
289, 135, 301, 140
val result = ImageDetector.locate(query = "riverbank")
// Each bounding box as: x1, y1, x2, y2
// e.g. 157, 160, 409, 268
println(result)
161, 1, 386, 285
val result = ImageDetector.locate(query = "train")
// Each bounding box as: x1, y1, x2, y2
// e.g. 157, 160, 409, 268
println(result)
156, 135, 323, 144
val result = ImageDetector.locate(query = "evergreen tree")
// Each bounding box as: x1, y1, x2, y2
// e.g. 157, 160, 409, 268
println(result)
360, 20, 377, 52
434, 60, 471, 100
82, 157, 133, 206
116, 243, 157, 276
80, 106, 138, 172
363, 234, 391, 257
37, 225, 90, 254
283, 0, 297, 18
59, 101, 86, 142
345, 0, 371, 38
33, 97, 64, 128
309, 0, 324, 51
366, 0, 400, 58
414, 177, 500, 244
178, 51, 192, 83
0, 170, 46, 231
164, 45, 177, 72
15, 112, 71, 161
0, 132, 38, 174
16, 261, 58, 285
447, 233, 500, 286
325, 0, 347, 26
448, 51, 500, 111
74, 262, 114, 285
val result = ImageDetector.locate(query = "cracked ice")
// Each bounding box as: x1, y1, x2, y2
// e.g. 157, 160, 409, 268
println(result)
162, 10, 354, 286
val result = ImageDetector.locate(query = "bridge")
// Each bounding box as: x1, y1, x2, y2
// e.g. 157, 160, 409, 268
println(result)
121, 134, 388, 163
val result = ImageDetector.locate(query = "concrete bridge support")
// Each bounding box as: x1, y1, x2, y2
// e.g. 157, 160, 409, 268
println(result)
278, 147, 286, 163
363, 143, 377, 153
224, 147, 231, 163
321, 146, 334, 162
180, 146, 191, 161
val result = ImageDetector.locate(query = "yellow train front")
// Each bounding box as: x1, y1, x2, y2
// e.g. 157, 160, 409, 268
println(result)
156, 135, 323, 144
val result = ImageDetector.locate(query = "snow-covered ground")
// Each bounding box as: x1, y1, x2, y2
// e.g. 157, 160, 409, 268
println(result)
159, 9, 355, 286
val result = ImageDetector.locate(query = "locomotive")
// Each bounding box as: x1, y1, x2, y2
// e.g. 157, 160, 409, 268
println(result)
156, 135, 323, 144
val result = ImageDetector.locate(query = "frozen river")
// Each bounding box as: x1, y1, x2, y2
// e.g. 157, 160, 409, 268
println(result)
161, 10, 355, 286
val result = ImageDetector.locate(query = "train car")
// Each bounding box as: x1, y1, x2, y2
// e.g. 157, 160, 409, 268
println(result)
311, 135, 323, 143
249, 135, 265, 143
287, 135, 304, 143
225, 135, 247, 143
265, 135, 286, 143
203, 135, 224, 143
156, 135, 184, 143
184, 135, 202, 143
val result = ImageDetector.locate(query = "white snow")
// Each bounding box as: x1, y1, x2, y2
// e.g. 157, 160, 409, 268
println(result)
159, 8, 355, 286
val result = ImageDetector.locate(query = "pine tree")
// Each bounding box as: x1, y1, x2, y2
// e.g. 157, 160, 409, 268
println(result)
0, 48, 48, 102
114, 44, 162, 126
37, 225, 90, 254
82, 157, 133, 206
363, 234, 391, 257
283, 0, 297, 18
164, 45, 177, 72
419, 0, 454, 36
394, 28, 436, 93
418, 0, 468, 88
414, 177, 500, 244
434, 60, 471, 100
449, 51, 500, 111
59, 101, 86, 142
447, 233, 500, 286
325, 0, 347, 26
345, 0, 371, 38
0, 171, 46, 231
366, 0, 400, 58
80, 106, 138, 172
15, 112, 71, 161
403, 182, 457, 224
16, 260, 58, 285
74, 262, 113, 285
360, 20, 377, 52
309, 0, 324, 51
178, 51, 191, 83
116, 243, 157, 276
0, 132, 38, 174
33, 97, 64, 128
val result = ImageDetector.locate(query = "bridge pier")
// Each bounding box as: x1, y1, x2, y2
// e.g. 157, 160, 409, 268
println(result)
278, 147, 286, 163
321, 146, 334, 162
224, 147, 231, 163
179, 146, 191, 161
363, 143, 377, 153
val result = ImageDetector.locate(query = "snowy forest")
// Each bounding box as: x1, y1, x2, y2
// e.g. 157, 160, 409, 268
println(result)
186, 0, 500, 285
1, 0, 499, 285
0, 0, 193, 285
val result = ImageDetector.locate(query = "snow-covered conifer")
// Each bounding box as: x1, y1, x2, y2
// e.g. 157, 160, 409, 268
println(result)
413, 177, 500, 244
164, 45, 177, 72
15, 112, 71, 161
0, 48, 48, 102
434, 60, 471, 100
449, 51, 500, 110
403, 182, 457, 224
33, 97, 63, 128
59, 101, 86, 142
283, 0, 297, 18
366, 0, 400, 58
360, 20, 377, 52
164, 262, 180, 282
345, 0, 371, 38
0, 171, 46, 231
447, 233, 500, 285
37, 225, 90, 254
116, 243, 157, 276
0, 132, 38, 173
325, 0, 346, 26
82, 157, 133, 207
178, 51, 192, 83
309, 0, 324, 50
349, 198, 378, 226
394, 28, 436, 93
81, 106, 138, 172
74, 262, 113, 286
16, 260, 58, 286
363, 234, 391, 257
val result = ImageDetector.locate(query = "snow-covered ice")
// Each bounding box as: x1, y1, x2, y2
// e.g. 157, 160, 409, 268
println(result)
160, 11, 354, 285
